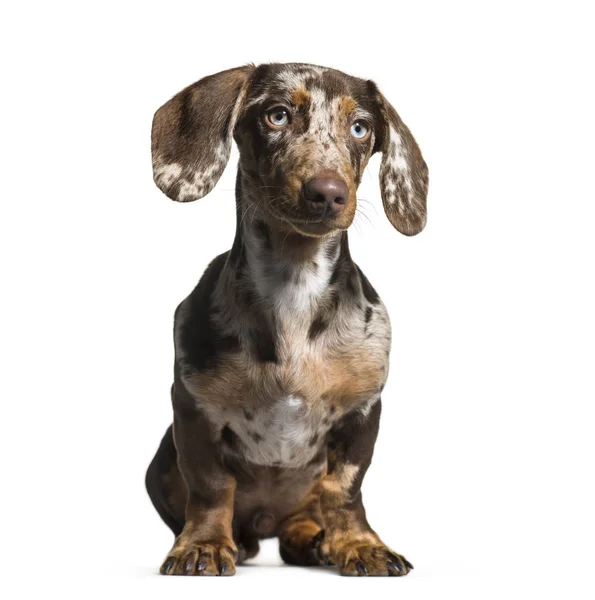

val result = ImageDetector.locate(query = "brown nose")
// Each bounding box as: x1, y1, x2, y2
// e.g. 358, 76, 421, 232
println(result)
303, 176, 348, 217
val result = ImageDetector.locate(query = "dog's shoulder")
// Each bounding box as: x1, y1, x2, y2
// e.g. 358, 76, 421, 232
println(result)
173, 251, 240, 372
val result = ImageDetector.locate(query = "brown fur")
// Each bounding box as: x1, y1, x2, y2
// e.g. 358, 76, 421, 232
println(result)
184, 340, 386, 417
146, 63, 427, 577
291, 88, 311, 107
339, 96, 357, 117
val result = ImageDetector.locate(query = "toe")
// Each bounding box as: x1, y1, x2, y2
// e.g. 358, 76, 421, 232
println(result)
336, 544, 413, 577
218, 546, 237, 576
197, 548, 218, 576
160, 556, 177, 575
387, 550, 412, 575
181, 549, 200, 575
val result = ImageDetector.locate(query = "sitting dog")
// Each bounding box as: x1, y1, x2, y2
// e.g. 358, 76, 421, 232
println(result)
145, 62, 428, 577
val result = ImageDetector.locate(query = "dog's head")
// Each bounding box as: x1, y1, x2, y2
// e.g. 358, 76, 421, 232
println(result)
152, 63, 429, 237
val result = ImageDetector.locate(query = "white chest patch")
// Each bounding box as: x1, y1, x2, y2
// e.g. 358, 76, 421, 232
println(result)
225, 395, 326, 467
275, 264, 331, 313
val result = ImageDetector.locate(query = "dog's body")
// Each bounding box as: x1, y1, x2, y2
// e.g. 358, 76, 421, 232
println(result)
145, 63, 428, 576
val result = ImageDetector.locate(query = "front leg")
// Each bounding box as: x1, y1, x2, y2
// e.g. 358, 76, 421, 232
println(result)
160, 384, 237, 576
320, 399, 413, 576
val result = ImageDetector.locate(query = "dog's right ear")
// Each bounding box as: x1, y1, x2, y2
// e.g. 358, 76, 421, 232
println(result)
151, 65, 255, 202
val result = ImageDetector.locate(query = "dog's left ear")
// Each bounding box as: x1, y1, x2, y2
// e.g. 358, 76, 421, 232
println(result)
372, 85, 429, 236
151, 65, 255, 202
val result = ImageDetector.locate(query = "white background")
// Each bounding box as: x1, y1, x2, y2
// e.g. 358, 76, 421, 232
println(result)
1, 1, 594, 598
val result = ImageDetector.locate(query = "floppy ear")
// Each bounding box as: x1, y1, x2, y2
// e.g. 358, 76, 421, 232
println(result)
374, 87, 429, 236
151, 65, 255, 202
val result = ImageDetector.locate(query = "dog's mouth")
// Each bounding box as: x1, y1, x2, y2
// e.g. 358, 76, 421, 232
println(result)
264, 201, 348, 238
266, 208, 343, 237
291, 219, 346, 237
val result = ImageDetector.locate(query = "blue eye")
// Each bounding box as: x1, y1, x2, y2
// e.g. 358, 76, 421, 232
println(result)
266, 107, 290, 127
350, 121, 368, 139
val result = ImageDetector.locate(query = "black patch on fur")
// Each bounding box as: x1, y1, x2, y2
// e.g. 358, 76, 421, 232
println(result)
307, 447, 326, 467
328, 235, 358, 294
251, 326, 278, 363
222, 425, 238, 449
356, 266, 380, 304
308, 315, 328, 340
220, 333, 241, 352
324, 234, 341, 261
254, 220, 272, 250
329, 265, 341, 287
327, 399, 382, 497
178, 252, 241, 372
364, 305, 373, 335
346, 270, 359, 295
250, 431, 264, 443
243, 408, 254, 421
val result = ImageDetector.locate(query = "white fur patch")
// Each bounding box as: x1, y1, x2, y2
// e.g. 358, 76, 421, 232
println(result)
276, 65, 328, 90
153, 161, 182, 189
273, 256, 332, 313
224, 394, 326, 467
390, 127, 410, 174
245, 224, 334, 314
380, 126, 414, 211
358, 393, 381, 418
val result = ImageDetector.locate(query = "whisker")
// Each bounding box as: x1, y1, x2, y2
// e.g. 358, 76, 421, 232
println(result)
354, 199, 378, 234
280, 229, 291, 255
357, 197, 379, 217
239, 201, 253, 227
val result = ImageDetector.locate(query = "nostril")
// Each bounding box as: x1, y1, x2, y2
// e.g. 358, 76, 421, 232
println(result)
304, 176, 348, 214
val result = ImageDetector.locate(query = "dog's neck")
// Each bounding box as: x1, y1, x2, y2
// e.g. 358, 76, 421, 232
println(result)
230, 172, 352, 315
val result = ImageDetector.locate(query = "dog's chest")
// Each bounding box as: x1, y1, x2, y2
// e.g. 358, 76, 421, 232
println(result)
222, 393, 328, 468
189, 328, 387, 467
178, 272, 390, 468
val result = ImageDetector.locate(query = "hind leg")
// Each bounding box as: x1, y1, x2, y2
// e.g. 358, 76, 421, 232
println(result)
145, 424, 187, 536
278, 483, 330, 566
234, 528, 261, 565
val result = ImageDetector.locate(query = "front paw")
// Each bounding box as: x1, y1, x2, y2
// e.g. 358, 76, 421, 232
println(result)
332, 540, 413, 577
160, 539, 237, 576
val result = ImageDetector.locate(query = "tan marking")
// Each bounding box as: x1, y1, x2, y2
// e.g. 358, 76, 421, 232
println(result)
333, 539, 409, 575
277, 479, 327, 564
185, 342, 386, 418
321, 463, 360, 504
282, 518, 321, 545
339, 96, 357, 117
291, 88, 311, 107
